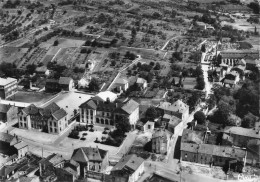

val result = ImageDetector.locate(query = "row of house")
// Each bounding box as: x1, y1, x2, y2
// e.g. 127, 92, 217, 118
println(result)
45, 77, 74, 92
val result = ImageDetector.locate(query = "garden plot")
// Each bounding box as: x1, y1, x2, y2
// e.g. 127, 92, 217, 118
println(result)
0, 46, 27, 64
54, 47, 78, 67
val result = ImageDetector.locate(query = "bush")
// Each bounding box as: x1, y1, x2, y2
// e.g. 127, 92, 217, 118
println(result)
68, 130, 79, 139
89, 128, 94, 132
102, 130, 108, 134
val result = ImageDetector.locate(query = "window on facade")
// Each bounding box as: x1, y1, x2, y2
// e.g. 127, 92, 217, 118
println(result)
110, 120, 114, 125
54, 122, 57, 127
107, 112, 109, 117
23, 116, 26, 121
24, 123, 27, 128
185, 154, 187, 158
148, 125, 151, 129
105, 119, 108, 125
50, 128, 53, 132
86, 110, 88, 115
96, 118, 100, 123
101, 119, 104, 124
55, 128, 57, 133
90, 110, 93, 115
20, 116, 22, 121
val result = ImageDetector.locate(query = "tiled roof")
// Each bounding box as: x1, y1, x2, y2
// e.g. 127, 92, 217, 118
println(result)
79, 99, 98, 109
181, 143, 199, 153
198, 144, 215, 155
213, 146, 246, 159
72, 147, 107, 163
52, 108, 67, 120
159, 100, 189, 115
136, 78, 147, 84
39, 102, 60, 117
152, 129, 167, 139
59, 77, 72, 85
120, 99, 139, 115
116, 78, 128, 85
0, 104, 11, 113
0, 132, 14, 143
64, 167, 78, 176
112, 154, 144, 173
223, 126, 260, 139
22, 104, 39, 115
181, 129, 204, 144
0, 77, 17, 86
39, 153, 65, 166
14, 142, 27, 150
46, 79, 59, 83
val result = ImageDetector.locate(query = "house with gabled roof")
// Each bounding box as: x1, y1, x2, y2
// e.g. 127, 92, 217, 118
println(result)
59, 77, 74, 91
71, 147, 108, 177
18, 102, 68, 135
158, 100, 189, 122
114, 77, 129, 92
110, 154, 144, 182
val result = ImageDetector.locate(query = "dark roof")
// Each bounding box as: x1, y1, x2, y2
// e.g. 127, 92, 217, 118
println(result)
79, 99, 98, 109
0, 132, 14, 143
39, 153, 65, 166
72, 147, 107, 163
152, 130, 167, 139
22, 104, 39, 115
39, 102, 60, 117
52, 108, 67, 120
0, 104, 11, 113
59, 77, 72, 85
112, 154, 144, 173
46, 79, 59, 83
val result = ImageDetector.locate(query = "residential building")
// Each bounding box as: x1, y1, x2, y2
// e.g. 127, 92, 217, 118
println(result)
0, 77, 18, 99
39, 154, 66, 176
17, 102, 68, 135
166, 115, 183, 135
222, 126, 260, 148
0, 104, 18, 123
136, 78, 147, 90
59, 77, 74, 91
151, 129, 170, 154
35, 66, 50, 76
220, 50, 259, 67
79, 97, 139, 129
180, 143, 247, 167
110, 154, 144, 182
114, 78, 129, 92
71, 147, 109, 177
143, 121, 154, 132
158, 100, 189, 122
45, 79, 60, 92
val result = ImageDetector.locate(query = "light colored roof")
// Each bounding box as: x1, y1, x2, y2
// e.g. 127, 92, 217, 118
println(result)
159, 100, 189, 114
121, 99, 139, 114
116, 78, 128, 85
0, 77, 17, 86
112, 154, 144, 173
223, 126, 260, 139
14, 142, 28, 150
181, 143, 199, 153
136, 78, 147, 84
96, 91, 117, 102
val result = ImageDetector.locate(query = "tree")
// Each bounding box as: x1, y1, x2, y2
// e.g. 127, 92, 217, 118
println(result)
145, 106, 161, 120
26, 64, 36, 75
195, 76, 205, 90
248, 2, 260, 14
115, 115, 131, 136
88, 78, 99, 91
154, 62, 161, 70
194, 111, 206, 124
201, 44, 206, 52
53, 40, 59, 46
131, 27, 137, 38
241, 112, 258, 128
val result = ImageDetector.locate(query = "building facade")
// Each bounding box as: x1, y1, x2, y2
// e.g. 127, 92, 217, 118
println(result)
18, 103, 68, 135
79, 98, 139, 129
0, 77, 17, 99
151, 130, 170, 154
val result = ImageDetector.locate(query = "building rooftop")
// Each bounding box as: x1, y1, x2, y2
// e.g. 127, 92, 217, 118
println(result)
0, 77, 17, 86
136, 78, 147, 84
223, 126, 260, 139
112, 154, 144, 173
52, 108, 67, 121
72, 147, 107, 163
59, 77, 72, 85
181, 143, 199, 153
115, 78, 128, 85
120, 99, 139, 115
0, 132, 14, 143
13, 142, 27, 150
95, 91, 117, 102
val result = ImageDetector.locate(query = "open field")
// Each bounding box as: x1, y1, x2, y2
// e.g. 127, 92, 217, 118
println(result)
0, 47, 28, 64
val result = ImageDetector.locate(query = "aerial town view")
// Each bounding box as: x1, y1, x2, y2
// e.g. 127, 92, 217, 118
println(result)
0, 0, 259, 181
